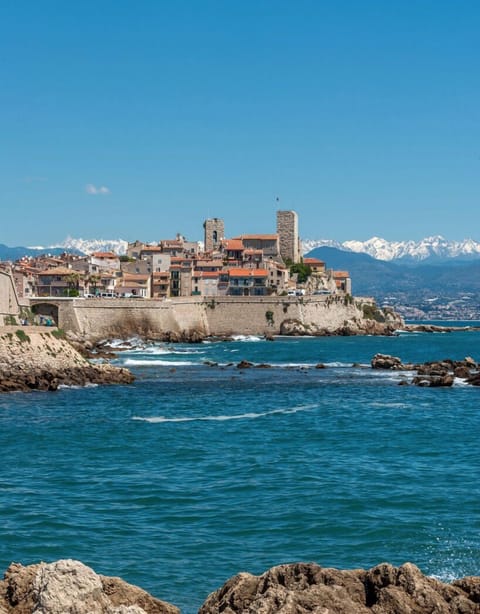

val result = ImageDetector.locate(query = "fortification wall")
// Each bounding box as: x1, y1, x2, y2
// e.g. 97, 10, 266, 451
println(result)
205, 295, 373, 335
69, 297, 209, 337
0, 271, 20, 319
49, 295, 373, 338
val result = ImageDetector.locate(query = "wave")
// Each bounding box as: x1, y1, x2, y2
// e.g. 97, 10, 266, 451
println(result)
231, 335, 263, 342
123, 359, 197, 366
132, 403, 318, 424
106, 337, 145, 349
58, 383, 99, 389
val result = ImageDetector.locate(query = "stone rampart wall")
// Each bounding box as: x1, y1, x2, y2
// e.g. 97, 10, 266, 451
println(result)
203, 295, 362, 335
42, 295, 369, 338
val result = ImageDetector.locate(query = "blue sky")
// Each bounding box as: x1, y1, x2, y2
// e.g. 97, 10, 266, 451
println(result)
1, 1, 479, 246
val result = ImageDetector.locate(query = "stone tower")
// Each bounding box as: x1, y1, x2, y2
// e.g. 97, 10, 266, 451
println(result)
276, 210, 300, 263
203, 218, 225, 252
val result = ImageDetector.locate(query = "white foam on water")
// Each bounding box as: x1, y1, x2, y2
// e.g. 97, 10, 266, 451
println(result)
231, 335, 263, 342
128, 346, 172, 355
123, 359, 196, 366
453, 377, 470, 387
58, 383, 99, 390
107, 336, 145, 349
132, 403, 318, 424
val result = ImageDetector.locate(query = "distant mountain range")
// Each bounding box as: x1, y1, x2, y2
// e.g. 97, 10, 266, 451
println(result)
31, 236, 129, 256
1, 234, 479, 263
0, 243, 84, 261
305, 245, 480, 319
302, 235, 480, 263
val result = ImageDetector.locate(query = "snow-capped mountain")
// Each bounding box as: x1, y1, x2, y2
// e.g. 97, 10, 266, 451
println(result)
302, 236, 480, 262
39, 236, 129, 255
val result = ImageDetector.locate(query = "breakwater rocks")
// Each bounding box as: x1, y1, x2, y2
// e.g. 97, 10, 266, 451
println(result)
2, 560, 480, 613
371, 353, 480, 386
0, 329, 134, 393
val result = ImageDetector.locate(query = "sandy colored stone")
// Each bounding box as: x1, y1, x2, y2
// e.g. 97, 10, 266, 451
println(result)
0, 560, 178, 614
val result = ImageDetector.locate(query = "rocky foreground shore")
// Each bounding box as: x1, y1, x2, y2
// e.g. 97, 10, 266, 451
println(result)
0, 329, 134, 393
1, 559, 480, 614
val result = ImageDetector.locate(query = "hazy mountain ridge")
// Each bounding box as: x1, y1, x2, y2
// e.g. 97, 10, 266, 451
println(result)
302, 235, 480, 262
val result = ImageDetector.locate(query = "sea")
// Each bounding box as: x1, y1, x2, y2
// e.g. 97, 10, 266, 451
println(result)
1, 323, 479, 613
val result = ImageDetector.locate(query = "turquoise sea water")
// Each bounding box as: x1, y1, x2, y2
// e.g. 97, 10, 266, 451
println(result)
1, 326, 480, 612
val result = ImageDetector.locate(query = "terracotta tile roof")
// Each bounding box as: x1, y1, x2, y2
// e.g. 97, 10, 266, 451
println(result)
228, 268, 268, 278
304, 258, 325, 265
237, 234, 278, 241
140, 246, 163, 252
333, 271, 350, 278
193, 271, 219, 279
37, 267, 75, 276
91, 252, 119, 259
222, 239, 244, 251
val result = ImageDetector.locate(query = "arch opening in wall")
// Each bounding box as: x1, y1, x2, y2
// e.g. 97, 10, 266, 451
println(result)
31, 303, 59, 326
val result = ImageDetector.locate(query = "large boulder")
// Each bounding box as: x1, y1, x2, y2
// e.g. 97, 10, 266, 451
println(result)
371, 354, 403, 370
199, 562, 480, 614
0, 560, 178, 614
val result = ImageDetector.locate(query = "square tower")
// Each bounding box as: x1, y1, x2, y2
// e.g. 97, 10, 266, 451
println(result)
203, 218, 225, 252
276, 210, 299, 263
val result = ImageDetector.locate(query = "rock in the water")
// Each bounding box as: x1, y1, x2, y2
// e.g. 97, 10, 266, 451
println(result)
199, 561, 480, 614
0, 559, 178, 614
371, 353, 403, 370
237, 360, 253, 369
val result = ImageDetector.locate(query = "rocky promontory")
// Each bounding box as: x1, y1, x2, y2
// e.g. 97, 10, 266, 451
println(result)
2, 559, 480, 613
0, 328, 134, 393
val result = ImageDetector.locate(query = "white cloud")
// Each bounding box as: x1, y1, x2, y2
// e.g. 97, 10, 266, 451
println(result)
85, 183, 110, 195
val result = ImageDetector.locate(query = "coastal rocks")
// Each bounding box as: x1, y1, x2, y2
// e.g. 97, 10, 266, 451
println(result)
404, 324, 480, 333
279, 319, 309, 336
0, 330, 134, 393
370, 354, 479, 387
2, 559, 480, 613
371, 353, 404, 370
199, 561, 480, 614
236, 360, 253, 369
0, 559, 178, 614
412, 374, 454, 387
279, 318, 400, 337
